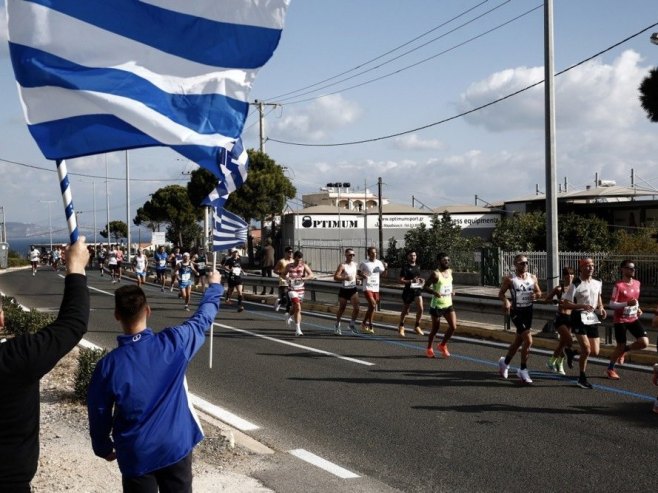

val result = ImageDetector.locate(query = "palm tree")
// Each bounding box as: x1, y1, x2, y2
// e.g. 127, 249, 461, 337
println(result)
639, 67, 658, 122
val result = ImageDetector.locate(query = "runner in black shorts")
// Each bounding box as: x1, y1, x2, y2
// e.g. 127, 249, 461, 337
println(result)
497, 254, 542, 384
397, 251, 424, 337
562, 257, 607, 389
333, 249, 360, 335
544, 266, 575, 374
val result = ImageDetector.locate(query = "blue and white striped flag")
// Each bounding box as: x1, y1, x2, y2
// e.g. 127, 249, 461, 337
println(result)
7, 0, 289, 176
201, 138, 249, 208
212, 208, 248, 252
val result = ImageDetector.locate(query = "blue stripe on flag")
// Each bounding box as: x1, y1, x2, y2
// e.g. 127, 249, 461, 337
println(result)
26, 0, 285, 68
10, 44, 248, 137
213, 208, 248, 251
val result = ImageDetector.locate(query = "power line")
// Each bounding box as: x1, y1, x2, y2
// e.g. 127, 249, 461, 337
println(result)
276, 4, 540, 106
268, 20, 658, 147
266, 0, 494, 101
0, 157, 188, 182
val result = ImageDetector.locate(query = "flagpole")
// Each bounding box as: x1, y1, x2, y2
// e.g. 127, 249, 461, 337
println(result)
56, 159, 79, 243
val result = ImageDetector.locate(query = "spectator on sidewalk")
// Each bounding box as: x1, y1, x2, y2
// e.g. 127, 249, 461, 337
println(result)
260, 239, 276, 295
0, 238, 90, 492
87, 270, 223, 493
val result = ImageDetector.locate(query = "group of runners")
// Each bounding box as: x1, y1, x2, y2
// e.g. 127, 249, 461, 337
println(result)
28, 245, 65, 274
498, 253, 658, 413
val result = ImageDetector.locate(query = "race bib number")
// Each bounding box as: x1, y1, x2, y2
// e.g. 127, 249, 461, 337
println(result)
581, 311, 600, 325
231, 267, 242, 276
197, 262, 206, 269
291, 278, 304, 289
439, 284, 453, 296
181, 273, 191, 281
410, 281, 423, 289
158, 259, 166, 267
623, 305, 638, 317
366, 276, 380, 290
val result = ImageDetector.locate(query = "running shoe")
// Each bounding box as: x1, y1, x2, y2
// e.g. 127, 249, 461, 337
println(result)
348, 320, 356, 333
295, 327, 303, 337
606, 368, 620, 380
237, 305, 244, 313
274, 300, 281, 312
617, 353, 625, 365
653, 398, 658, 414
498, 357, 509, 379
414, 326, 424, 336
565, 348, 576, 369
576, 378, 593, 389
184, 305, 190, 311
161, 287, 164, 292
426, 347, 435, 358
286, 317, 293, 328
652, 364, 658, 386
546, 358, 557, 372
398, 326, 405, 338
517, 368, 533, 384
555, 358, 566, 376
438, 343, 450, 358
334, 323, 342, 336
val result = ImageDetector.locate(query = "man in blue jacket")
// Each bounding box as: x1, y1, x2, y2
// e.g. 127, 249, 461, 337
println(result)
87, 270, 222, 492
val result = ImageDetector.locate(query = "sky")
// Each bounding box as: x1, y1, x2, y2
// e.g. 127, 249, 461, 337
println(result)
1, 0, 658, 238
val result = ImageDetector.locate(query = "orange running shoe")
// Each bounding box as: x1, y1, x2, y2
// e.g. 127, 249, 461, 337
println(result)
426, 347, 435, 358
606, 368, 620, 380
438, 343, 450, 358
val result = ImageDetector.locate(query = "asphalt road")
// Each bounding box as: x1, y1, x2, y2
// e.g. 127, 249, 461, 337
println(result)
2, 267, 657, 492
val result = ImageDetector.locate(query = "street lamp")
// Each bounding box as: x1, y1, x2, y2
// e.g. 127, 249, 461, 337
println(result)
39, 200, 56, 252
651, 32, 658, 45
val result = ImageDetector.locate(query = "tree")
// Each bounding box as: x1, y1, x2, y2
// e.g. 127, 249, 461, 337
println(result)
491, 212, 546, 251
100, 221, 128, 243
403, 213, 483, 270
558, 213, 615, 252
225, 150, 296, 223
186, 168, 218, 208
614, 228, 658, 255
135, 185, 201, 247
133, 204, 166, 232
639, 67, 658, 122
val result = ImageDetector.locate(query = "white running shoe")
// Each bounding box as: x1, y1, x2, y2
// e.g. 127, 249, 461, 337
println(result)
295, 327, 303, 337
334, 323, 341, 336
286, 317, 293, 328
274, 300, 281, 312
348, 320, 356, 333
517, 368, 533, 384
498, 357, 509, 379
556, 359, 566, 376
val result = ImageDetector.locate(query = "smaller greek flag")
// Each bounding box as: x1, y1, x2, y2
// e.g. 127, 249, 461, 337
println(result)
202, 139, 248, 208
212, 208, 248, 251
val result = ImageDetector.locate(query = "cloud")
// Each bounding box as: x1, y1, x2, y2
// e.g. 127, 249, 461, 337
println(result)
268, 94, 362, 142
458, 50, 651, 133
391, 133, 444, 151
0, 4, 8, 57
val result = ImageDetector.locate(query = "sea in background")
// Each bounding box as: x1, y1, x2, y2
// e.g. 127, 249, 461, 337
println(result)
6, 237, 72, 256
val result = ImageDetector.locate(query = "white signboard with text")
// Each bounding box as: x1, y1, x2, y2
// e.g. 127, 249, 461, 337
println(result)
295, 213, 498, 230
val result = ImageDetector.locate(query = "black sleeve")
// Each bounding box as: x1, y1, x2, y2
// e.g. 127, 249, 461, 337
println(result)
2, 274, 90, 382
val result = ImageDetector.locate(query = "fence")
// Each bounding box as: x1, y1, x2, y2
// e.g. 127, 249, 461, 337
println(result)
500, 251, 658, 287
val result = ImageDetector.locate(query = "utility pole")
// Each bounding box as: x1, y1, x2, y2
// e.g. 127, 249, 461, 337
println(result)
544, 0, 559, 291
252, 100, 279, 152
378, 177, 383, 255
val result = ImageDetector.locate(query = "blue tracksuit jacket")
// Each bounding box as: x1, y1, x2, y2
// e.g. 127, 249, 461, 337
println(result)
87, 283, 222, 477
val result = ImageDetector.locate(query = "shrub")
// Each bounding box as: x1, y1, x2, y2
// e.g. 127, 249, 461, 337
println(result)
74, 347, 108, 402
1, 296, 55, 336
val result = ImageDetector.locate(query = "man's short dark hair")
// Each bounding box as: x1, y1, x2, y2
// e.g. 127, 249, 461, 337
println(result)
293, 250, 303, 259
284, 246, 293, 253
115, 285, 147, 324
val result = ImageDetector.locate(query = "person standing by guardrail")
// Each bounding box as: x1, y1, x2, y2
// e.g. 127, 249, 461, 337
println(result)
651, 313, 658, 414
397, 250, 425, 337
333, 248, 360, 335
605, 259, 649, 380
273, 247, 294, 313
497, 254, 542, 384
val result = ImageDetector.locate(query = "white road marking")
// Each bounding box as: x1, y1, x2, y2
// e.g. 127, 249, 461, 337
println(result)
213, 322, 375, 366
189, 395, 260, 431
289, 449, 360, 479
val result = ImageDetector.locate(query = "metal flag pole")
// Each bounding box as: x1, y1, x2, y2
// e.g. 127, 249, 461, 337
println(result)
56, 159, 79, 243
209, 206, 217, 369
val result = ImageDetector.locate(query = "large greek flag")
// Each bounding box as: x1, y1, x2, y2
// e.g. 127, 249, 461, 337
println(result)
212, 208, 248, 251
201, 139, 248, 209
7, 0, 289, 176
